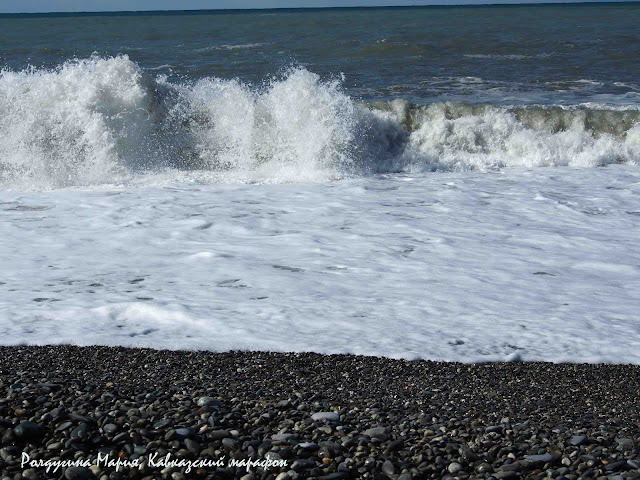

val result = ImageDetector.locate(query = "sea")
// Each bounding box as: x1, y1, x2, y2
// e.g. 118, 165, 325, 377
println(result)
1, 3, 640, 362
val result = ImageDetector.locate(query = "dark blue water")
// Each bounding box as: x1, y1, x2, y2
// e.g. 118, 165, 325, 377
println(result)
1, 3, 639, 105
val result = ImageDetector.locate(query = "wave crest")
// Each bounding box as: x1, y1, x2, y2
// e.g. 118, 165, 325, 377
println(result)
372, 99, 640, 171
1, 55, 639, 189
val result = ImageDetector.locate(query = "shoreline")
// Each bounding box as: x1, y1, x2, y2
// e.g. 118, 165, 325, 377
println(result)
0, 345, 639, 479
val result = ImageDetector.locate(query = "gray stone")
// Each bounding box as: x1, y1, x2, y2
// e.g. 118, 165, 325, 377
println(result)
318, 474, 348, 480
64, 467, 93, 480
385, 438, 404, 453
337, 458, 354, 472
70, 423, 88, 439
296, 442, 319, 450
499, 463, 521, 472
102, 423, 118, 435
459, 445, 478, 461
67, 414, 94, 424
476, 463, 493, 473
381, 460, 395, 476
112, 432, 130, 443
197, 396, 222, 408
265, 451, 282, 462
615, 437, 634, 451
153, 419, 172, 429
37, 383, 61, 391
311, 412, 340, 423
272, 433, 295, 443
174, 428, 193, 439
134, 445, 148, 455
525, 453, 555, 465
184, 438, 201, 454
605, 460, 627, 472
222, 437, 238, 450
569, 435, 587, 446
363, 426, 389, 440
55, 421, 73, 432
22, 469, 40, 480
291, 459, 316, 471
208, 429, 230, 440
494, 471, 518, 479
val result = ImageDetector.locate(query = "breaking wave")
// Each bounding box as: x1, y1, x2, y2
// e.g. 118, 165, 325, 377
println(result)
1, 55, 639, 189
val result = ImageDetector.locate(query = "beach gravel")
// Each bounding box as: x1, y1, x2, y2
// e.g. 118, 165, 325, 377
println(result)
0, 346, 639, 479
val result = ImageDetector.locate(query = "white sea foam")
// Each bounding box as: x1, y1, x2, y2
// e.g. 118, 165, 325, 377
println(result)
2, 166, 640, 362
464, 53, 555, 60
196, 43, 265, 52
1, 55, 640, 191
2, 56, 640, 363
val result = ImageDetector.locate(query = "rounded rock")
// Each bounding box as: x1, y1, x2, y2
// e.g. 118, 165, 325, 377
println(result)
102, 423, 118, 435
22, 469, 40, 480
64, 467, 93, 480
14, 422, 45, 442
382, 459, 395, 476
197, 396, 222, 408
311, 412, 340, 423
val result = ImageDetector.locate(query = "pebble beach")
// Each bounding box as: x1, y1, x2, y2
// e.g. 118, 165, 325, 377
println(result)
1, 346, 639, 480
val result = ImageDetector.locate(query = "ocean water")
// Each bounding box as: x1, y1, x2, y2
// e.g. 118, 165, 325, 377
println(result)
1, 4, 640, 362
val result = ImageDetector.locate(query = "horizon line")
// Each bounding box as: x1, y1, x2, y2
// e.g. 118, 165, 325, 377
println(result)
0, 0, 638, 17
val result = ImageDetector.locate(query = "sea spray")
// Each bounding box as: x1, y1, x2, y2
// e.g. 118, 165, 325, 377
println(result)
1, 55, 640, 191
180, 67, 360, 181
0, 56, 155, 188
